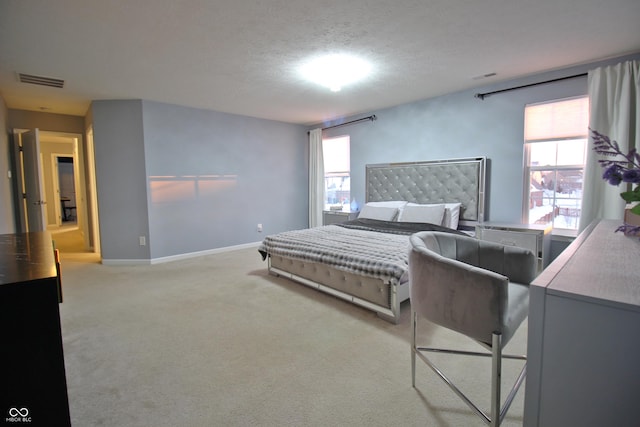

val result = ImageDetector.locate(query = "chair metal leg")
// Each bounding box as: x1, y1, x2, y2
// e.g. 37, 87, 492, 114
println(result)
412, 320, 526, 427
411, 310, 417, 387
491, 333, 502, 427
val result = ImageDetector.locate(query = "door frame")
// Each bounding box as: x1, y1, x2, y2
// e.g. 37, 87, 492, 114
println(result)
13, 128, 101, 254
85, 126, 101, 254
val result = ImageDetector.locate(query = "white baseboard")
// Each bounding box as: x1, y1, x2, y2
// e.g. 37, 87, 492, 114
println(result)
101, 241, 262, 266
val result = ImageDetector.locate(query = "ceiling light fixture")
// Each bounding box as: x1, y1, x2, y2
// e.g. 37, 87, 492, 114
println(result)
299, 54, 371, 92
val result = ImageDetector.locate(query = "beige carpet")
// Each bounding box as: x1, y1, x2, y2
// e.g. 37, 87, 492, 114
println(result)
58, 244, 527, 426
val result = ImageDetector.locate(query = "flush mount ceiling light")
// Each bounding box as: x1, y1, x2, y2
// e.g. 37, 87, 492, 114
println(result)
299, 54, 371, 92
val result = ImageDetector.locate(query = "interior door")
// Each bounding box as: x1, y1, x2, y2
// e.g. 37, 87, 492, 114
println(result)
21, 129, 47, 232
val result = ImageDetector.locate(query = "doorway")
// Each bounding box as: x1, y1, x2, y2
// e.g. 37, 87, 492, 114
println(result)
52, 155, 77, 226
12, 129, 101, 257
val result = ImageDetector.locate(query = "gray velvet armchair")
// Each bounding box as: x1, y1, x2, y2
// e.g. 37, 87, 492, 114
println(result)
409, 231, 538, 427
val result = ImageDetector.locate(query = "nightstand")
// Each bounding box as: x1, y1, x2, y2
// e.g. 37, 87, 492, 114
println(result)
475, 222, 552, 272
323, 210, 358, 225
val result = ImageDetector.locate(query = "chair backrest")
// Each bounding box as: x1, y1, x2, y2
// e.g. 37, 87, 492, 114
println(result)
413, 231, 537, 284
409, 231, 536, 346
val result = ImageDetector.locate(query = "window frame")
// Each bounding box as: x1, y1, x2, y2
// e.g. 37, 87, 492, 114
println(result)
522, 96, 588, 234
322, 135, 350, 208
523, 142, 586, 231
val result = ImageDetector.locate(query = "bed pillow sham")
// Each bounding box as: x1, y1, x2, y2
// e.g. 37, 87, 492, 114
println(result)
365, 201, 408, 208
397, 203, 445, 224
366, 201, 408, 217
443, 202, 462, 229
358, 204, 399, 221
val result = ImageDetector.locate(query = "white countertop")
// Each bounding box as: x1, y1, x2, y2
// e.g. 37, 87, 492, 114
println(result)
532, 219, 640, 311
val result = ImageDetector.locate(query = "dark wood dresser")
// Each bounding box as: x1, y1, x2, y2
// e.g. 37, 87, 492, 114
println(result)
0, 232, 71, 426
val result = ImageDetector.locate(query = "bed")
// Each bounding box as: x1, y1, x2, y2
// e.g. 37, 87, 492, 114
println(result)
258, 157, 487, 323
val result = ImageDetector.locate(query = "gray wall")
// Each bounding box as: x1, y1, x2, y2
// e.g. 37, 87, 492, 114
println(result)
141, 100, 307, 259
0, 95, 13, 234
91, 100, 151, 261
90, 99, 307, 261
321, 53, 640, 224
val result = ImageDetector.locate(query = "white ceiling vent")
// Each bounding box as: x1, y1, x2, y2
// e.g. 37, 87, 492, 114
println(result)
17, 73, 65, 88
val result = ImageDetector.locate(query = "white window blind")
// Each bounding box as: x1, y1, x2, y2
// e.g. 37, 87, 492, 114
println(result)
323, 136, 350, 173
525, 97, 589, 142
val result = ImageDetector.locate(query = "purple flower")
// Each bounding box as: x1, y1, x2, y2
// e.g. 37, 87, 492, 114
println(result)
603, 165, 623, 185
622, 169, 640, 184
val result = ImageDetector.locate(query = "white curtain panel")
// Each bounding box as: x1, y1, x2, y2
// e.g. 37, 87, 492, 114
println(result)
309, 128, 324, 228
579, 60, 640, 232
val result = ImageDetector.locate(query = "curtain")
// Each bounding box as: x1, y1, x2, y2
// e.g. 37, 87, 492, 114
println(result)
579, 60, 640, 232
309, 128, 324, 228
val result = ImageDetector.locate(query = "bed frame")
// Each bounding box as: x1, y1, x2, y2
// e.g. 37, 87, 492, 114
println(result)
268, 157, 486, 323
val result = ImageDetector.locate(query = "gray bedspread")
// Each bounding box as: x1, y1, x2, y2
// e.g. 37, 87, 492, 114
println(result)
258, 219, 462, 285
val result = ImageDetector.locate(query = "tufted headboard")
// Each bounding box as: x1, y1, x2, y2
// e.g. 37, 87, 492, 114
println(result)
365, 157, 486, 224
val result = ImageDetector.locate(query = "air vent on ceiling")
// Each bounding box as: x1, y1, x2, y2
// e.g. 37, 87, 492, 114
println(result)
472, 72, 497, 81
17, 73, 65, 88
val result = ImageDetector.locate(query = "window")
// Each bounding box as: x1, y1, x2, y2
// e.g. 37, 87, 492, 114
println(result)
523, 96, 589, 232
323, 136, 350, 208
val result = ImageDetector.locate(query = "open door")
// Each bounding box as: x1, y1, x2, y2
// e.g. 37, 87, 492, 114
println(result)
21, 129, 47, 232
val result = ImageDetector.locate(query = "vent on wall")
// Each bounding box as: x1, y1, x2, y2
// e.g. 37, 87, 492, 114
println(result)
17, 73, 65, 88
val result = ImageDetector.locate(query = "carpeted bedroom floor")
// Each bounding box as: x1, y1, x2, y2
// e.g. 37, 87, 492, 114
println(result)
56, 234, 527, 426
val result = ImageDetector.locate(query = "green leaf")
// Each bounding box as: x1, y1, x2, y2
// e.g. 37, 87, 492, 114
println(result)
620, 190, 640, 203
631, 204, 640, 215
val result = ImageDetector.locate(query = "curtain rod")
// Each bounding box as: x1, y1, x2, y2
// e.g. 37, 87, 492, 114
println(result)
323, 114, 377, 130
308, 115, 377, 134
474, 73, 588, 100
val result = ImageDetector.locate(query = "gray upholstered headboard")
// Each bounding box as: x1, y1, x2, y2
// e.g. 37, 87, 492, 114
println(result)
365, 157, 486, 224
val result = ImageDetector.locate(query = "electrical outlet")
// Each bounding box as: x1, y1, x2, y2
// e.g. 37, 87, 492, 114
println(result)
139, 236, 146, 246
257, 223, 263, 232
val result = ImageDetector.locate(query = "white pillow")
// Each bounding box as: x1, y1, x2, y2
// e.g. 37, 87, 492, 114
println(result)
358, 205, 399, 221
366, 201, 408, 218
443, 203, 462, 229
366, 201, 408, 208
397, 204, 445, 224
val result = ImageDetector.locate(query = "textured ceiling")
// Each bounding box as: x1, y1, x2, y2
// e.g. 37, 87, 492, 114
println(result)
1, 0, 639, 125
